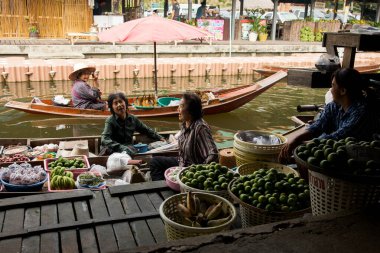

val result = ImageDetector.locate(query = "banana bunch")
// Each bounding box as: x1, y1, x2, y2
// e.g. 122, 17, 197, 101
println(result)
177, 192, 232, 227
50, 168, 76, 190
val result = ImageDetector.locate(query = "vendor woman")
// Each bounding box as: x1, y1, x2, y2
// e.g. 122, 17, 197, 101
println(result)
70, 63, 107, 110
279, 68, 380, 163
100, 92, 165, 156
150, 92, 219, 181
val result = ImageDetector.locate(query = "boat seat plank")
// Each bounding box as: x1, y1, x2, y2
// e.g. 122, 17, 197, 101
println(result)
0, 208, 24, 252
147, 192, 165, 210
0, 190, 94, 210
21, 207, 41, 253
109, 181, 168, 196
102, 190, 137, 250
40, 205, 60, 253
89, 191, 119, 253
73, 201, 99, 253
146, 218, 167, 243
121, 195, 141, 215
0, 211, 4, 232
134, 193, 157, 213
57, 202, 79, 253
160, 189, 176, 200
130, 220, 156, 247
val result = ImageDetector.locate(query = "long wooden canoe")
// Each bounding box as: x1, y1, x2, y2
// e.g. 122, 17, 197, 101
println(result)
4, 71, 287, 118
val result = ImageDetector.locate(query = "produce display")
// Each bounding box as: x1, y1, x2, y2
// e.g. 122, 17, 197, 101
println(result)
300, 26, 315, 42
0, 154, 30, 163
1, 162, 46, 185
78, 172, 105, 187
177, 192, 232, 227
49, 167, 76, 190
179, 162, 238, 191
47, 156, 87, 170
296, 137, 380, 175
230, 168, 310, 212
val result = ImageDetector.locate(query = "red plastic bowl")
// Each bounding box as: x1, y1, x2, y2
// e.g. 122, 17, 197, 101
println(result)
164, 167, 181, 192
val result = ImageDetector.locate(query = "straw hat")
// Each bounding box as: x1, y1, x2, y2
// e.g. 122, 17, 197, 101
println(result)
70, 143, 90, 157
69, 63, 96, 81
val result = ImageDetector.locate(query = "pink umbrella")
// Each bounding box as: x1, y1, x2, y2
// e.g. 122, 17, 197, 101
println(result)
98, 15, 211, 95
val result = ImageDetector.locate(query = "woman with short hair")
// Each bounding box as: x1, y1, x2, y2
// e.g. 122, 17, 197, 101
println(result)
150, 92, 219, 181
100, 92, 164, 156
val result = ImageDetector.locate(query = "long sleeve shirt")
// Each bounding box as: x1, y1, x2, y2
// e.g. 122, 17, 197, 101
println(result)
101, 114, 164, 155
307, 100, 379, 141
178, 118, 219, 167
71, 80, 105, 110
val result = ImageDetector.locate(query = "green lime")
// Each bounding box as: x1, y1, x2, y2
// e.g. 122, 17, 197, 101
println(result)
288, 178, 295, 184
268, 197, 277, 204
197, 175, 206, 182
218, 177, 227, 184
258, 178, 266, 186
326, 139, 335, 146
252, 200, 258, 206
281, 205, 290, 212
258, 195, 267, 204
314, 150, 324, 160
231, 187, 238, 195
240, 194, 249, 202
265, 204, 274, 211
203, 180, 212, 188
320, 160, 331, 169
279, 195, 287, 203
287, 198, 296, 206
345, 137, 356, 143
265, 182, 273, 190
214, 185, 221, 191
191, 179, 198, 185
366, 160, 377, 169
327, 153, 338, 164
186, 172, 194, 178
253, 192, 261, 200
244, 186, 251, 193
298, 192, 307, 201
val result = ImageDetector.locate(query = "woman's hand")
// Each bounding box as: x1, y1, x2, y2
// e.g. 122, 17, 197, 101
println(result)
278, 141, 298, 164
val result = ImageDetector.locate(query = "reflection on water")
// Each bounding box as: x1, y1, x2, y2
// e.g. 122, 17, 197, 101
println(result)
0, 75, 328, 144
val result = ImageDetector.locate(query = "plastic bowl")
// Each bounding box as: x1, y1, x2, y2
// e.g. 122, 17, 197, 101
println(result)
0, 176, 48, 192
157, 97, 181, 107
164, 167, 181, 192
134, 143, 148, 153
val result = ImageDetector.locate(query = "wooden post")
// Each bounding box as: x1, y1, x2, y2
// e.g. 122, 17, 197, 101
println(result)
376, 2, 380, 22
240, 0, 244, 16
304, 3, 309, 18
271, 0, 278, 41
188, 0, 192, 20
342, 47, 356, 68
122, 0, 126, 22
164, 0, 169, 17
333, 0, 338, 20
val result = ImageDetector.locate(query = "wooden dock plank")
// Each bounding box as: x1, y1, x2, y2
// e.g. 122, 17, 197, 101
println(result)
57, 202, 79, 253
40, 205, 59, 253
89, 191, 119, 253
134, 193, 156, 213
73, 200, 99, 253
0, 208, 24, 252
121, 195, 141, 215
0, 190, 93, 210
21, 207, 41, 253
130, 220, 156, 247
146, 218, 167, 243
160, 189, 176, 200
147, 192, 165, 210
103, 189, 137, 250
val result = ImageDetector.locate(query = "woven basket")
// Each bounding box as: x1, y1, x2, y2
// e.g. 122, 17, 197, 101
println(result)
233, 146, 279, 166
308, 169, 380, 216
236, 161, 299, 177
159, 192, 237, 241
177, 167, 233, 201
228, 179, 310, 227
233, 131, 287, 155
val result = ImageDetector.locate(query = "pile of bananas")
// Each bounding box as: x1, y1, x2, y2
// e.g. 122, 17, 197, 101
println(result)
50, 167, 76, 190
177, 192, 232, 227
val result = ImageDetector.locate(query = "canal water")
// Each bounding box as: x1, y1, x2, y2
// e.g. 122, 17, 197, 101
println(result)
0, 74, 327, 146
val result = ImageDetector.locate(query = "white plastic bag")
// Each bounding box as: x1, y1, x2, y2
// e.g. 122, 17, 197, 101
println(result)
90, 164, 109, 176
106, 152, 131, 173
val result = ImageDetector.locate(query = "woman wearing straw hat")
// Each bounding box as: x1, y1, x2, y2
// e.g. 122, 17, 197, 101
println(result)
100, 92, 165, 156
70, 63, 107, 110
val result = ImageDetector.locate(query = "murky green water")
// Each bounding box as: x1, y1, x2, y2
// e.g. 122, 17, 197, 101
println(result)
0, 74, 328, 145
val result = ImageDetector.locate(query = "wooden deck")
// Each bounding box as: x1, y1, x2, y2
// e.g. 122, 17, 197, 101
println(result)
0, 181, 176, 252
0, 181, 241, 252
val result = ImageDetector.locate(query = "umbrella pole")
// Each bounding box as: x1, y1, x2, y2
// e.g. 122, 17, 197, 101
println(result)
154, 42, 158, 98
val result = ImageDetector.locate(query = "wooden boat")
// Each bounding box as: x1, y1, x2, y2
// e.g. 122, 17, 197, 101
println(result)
254, 64, 380, 76
4, 71, 287, 119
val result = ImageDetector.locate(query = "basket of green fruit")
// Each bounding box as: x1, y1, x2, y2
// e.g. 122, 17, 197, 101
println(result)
294, 137, 380, 216
237, 161, 299, 177
77, 172, 106, 190
44, 156, 89, 172
159, 192, 236, 240
177, 162, 238, 201
228, 166, 310, 227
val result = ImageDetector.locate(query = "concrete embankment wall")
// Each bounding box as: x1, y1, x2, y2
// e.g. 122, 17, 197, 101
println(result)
0, 53, 379, 83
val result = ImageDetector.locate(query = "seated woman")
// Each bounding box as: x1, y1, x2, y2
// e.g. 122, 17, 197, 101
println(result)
279, 68, 380, 163
100, 92, 165, 155
70, 63, 106, 110
150, 92, 219, 181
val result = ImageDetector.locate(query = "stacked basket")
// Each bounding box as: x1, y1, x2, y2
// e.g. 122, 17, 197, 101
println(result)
233, 130, 287, 166
229, 162, 310, 227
